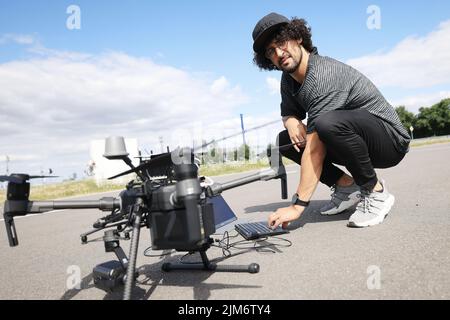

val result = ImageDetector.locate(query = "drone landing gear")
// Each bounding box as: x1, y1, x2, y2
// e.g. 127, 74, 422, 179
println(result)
161, 241, 260, 274
92, 229, 132, 293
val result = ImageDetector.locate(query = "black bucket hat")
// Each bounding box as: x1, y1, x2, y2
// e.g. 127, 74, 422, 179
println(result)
252, 12, 290, 53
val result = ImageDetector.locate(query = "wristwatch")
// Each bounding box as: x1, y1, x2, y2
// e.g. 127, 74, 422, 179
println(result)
291, 193, 310, 207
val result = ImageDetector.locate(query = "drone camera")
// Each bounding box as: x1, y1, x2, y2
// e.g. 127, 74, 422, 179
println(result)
93, 260, 126, 292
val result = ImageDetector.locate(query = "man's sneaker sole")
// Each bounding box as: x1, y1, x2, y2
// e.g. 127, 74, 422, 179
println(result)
320, 203, 357, 216
320, 192, 360, 216
347, 194, 395, 228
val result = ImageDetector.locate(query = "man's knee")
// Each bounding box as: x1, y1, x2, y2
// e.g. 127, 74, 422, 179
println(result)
315, 111, 344, 141
277, 130, 291, 157
277, 130, 290, 145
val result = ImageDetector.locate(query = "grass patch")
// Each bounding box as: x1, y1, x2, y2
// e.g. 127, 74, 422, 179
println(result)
410, 138, 450, 148
198, 159, 271, 177
198, 158, 297, 177
3, 137, 448, 205
0, 179, 124, 204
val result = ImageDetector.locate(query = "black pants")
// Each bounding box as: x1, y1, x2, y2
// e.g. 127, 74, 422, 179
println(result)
277, 109, 407, 191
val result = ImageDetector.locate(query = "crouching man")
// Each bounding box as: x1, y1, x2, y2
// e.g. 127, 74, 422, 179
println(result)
251, 13, 410, 228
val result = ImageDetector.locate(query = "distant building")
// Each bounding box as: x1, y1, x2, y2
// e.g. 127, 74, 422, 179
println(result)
89, 138, 139, 186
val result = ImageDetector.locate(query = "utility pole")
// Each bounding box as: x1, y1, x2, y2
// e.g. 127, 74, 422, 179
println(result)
40, 166, 44, 185
159, 136, 164, 153
240, 114, 246, 146
5, 155, 10, 175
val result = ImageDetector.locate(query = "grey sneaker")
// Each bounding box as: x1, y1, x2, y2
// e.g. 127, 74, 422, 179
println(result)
348, 179, 395, 228
320, 182, 360, 215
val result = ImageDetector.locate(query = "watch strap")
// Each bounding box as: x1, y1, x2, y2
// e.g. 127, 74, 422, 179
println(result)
292, 193, 310, 207
294, 199, 310, 207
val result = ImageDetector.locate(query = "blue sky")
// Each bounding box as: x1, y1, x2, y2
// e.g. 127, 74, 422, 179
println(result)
1, 0, 450, 178
1, 1, 449, 112
1, 0, 449, 101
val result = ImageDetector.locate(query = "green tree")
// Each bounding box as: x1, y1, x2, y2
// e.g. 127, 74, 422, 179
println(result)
237, 144, 251, 161
204, 141, 219, 164
395, 106, 416, 132
416, 98, 450, 137
232, 144, 251, 161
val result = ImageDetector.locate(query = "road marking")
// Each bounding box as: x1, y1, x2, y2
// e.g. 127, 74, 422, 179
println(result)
0, 209, 86, 222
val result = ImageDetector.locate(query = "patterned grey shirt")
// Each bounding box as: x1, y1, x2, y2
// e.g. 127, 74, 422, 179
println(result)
280, 53, 411, 153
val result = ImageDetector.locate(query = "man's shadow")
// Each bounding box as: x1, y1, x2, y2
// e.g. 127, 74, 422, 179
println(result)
60, 250, 261, 300
244, 200, 354, 230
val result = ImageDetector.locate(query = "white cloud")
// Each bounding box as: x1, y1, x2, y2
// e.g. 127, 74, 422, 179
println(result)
0, 48, 249, 178
0, 154, 40, 162
266, 77, 280, 95
347, 20, 450, 89
390, 91, 450, 114
210, 76, 229, 94
0, 33, 35, 45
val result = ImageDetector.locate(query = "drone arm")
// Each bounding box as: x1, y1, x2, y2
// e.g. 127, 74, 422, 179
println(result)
26, 197, 121, 213
206, 166, 287, 198
3, 197, 121, 248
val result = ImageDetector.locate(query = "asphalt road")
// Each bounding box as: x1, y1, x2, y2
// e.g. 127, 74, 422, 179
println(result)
1, 143, 449, 300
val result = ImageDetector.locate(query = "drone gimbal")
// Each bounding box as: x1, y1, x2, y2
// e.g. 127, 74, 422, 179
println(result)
2, 136, 288, 300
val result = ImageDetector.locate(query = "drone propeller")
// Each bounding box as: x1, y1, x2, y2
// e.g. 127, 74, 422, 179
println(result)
28, 175, 59, 179
108, 152, 173, 180
0, 174, 59, 183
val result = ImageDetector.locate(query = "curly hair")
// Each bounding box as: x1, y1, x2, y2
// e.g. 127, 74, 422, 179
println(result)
253, 18, 314, 71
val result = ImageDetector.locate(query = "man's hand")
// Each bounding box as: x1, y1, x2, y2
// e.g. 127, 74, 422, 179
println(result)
283, 117, 307, 152
268, 205, 305, 229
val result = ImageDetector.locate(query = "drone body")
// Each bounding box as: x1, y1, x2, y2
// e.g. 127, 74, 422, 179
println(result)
2, 136, 287, 299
